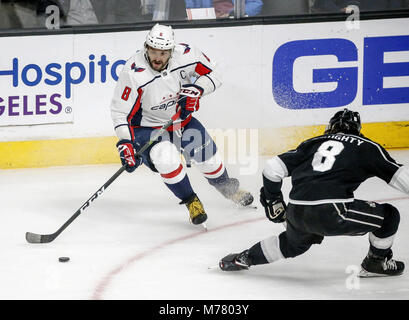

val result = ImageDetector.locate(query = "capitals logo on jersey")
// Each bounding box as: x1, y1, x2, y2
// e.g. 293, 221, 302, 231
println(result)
180, 43, 191, 54
131, 63, 145, 72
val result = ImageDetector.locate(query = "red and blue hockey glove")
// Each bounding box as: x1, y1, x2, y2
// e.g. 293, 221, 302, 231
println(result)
116, 139, 142, 173
260, 187, 287, 223
176, 84, 204, 120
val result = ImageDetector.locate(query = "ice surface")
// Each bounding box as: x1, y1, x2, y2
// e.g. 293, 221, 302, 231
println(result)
1, 151, 409, 300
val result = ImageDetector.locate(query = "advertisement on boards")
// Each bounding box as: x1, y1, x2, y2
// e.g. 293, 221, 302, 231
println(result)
0, 35, 128, 127
272, 35, 409, 110
0, 19, 408, 138
0, 35, 75, 126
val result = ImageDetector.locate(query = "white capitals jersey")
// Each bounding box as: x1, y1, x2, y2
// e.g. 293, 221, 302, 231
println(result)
110, 43, 222, 140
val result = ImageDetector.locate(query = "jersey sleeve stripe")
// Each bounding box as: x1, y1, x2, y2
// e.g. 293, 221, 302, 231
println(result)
389, 166, 409, 194
127, 88, 143, 139
194, 62, 212, 76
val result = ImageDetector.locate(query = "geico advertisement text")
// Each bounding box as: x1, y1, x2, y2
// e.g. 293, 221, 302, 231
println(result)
273, 35, 409, 109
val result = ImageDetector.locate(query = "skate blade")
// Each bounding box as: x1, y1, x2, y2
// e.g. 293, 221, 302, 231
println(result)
208, 264, 219, 270
358, 269, 385, 278
190, 219, 208, 231
358, 268, 403, 278
233, 203, 258, 210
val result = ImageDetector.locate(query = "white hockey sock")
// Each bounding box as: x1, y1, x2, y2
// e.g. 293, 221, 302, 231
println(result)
150, 141, 186, 184
194, 153, 225, 179
260, 235, 285, 263
369, 232, 395, 251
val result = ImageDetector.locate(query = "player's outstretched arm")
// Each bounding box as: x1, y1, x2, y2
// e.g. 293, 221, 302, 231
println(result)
116, 140, 143, 173
189, 45, 222, 96
260, 156, 289, 223
390, 165, 409, 195
110, 69, 139, 141
364, 140, 409, 195
260, 187, 286, 223
176, 84, 204, 119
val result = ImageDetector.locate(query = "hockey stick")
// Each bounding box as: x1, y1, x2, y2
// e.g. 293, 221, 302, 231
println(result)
25, 110, 181, 244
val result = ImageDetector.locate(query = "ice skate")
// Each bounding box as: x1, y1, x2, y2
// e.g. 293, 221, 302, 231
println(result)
181, 193, 208, 225
359, 250, 405, 277
219, 250, 252, 271
229, 189, 254, 207
214, 178, 254, 207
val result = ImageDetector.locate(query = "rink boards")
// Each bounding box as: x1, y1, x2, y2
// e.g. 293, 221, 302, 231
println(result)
0, 120, 407, 168
1, 18, 408, 168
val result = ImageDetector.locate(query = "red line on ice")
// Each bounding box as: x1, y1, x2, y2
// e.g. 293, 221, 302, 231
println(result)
91, 195, 409, 299
91, 216, 264, 300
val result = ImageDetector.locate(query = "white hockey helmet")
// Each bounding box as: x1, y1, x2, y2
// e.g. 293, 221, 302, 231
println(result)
145, 23, 175, 51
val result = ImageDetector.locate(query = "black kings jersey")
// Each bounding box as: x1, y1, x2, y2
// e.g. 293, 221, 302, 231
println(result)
278, 133, 402, 204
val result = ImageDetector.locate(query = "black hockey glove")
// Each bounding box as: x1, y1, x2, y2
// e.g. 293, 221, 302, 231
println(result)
260, 187, 286, 223
116, 139, 143, 173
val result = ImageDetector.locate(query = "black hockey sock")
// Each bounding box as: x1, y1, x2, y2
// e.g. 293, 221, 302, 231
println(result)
368, 204, 399, 258
248, 242, 269, 265
373, 203, 400, 238
369, 245, 392, 259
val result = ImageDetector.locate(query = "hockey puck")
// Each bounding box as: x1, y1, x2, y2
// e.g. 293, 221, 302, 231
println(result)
58, 257, 70, 263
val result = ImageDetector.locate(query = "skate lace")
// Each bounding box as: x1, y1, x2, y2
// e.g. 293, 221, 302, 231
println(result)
188, 199, 204, 219
235, 251, 251, 267
383, 258, 397, 271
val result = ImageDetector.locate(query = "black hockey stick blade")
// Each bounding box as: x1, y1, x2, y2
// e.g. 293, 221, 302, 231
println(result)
25, 232, 54, 244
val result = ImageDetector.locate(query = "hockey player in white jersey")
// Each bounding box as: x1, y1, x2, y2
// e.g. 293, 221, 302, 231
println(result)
110, 24, 254, 226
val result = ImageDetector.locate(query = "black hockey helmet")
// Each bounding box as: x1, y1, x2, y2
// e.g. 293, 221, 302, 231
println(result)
324, 108, 361, 135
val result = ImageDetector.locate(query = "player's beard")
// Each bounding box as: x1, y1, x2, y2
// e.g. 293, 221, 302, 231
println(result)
149, 57, 169, 71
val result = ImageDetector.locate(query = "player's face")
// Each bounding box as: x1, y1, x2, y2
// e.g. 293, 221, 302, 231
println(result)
146, 46, 171, 71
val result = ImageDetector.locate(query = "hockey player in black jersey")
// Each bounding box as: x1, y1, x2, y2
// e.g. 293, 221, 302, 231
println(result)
220, 109, 408, 277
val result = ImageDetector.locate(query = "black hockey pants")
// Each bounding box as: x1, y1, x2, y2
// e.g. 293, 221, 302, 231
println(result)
279, 200, 400, 258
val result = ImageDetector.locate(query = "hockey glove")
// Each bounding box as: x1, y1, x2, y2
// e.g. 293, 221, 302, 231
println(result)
176, 84, 203, 120
116, 139, 142, 173
260, 187, 287, 223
